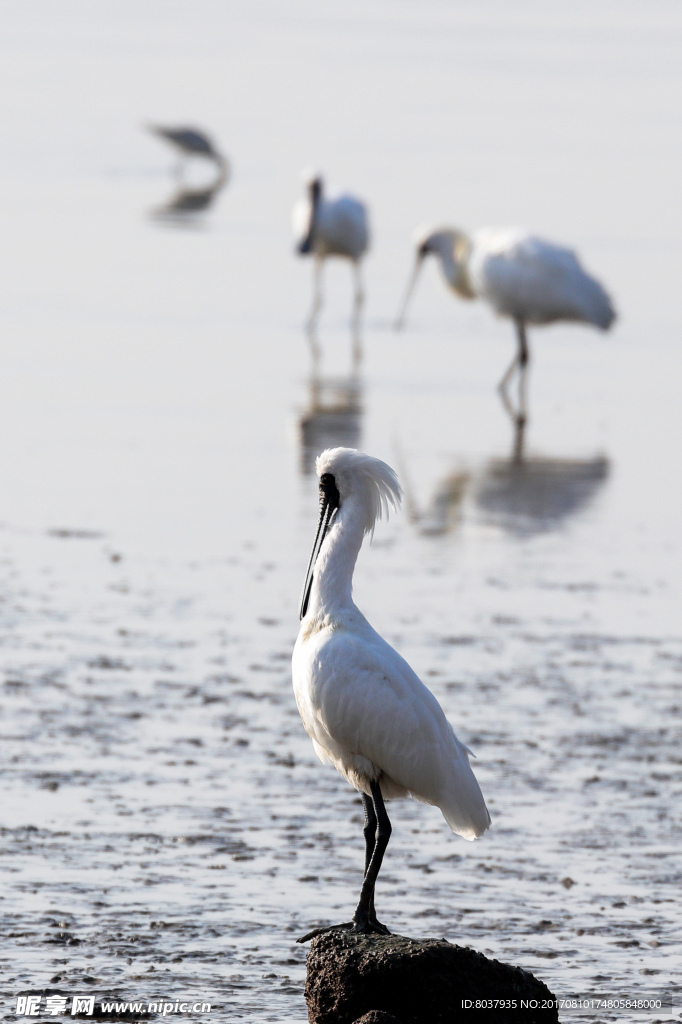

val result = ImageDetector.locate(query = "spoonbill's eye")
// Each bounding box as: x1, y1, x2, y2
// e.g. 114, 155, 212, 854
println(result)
319, 472, 340, 509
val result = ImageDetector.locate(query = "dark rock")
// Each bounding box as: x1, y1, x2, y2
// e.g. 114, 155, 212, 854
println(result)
352, 1013, 403, 1024
305, 931, 558, 1024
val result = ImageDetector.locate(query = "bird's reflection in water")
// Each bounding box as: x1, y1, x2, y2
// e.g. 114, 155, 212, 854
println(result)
400, 418, 609, 539
474, 418, 610, 536
399, 457, 470, 538
307, 318, 363, 370
150, 163, 229, 224
298, 363, 363, 476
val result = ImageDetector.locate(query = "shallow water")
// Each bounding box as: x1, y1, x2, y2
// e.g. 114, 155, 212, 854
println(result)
0, 2, 681, 1022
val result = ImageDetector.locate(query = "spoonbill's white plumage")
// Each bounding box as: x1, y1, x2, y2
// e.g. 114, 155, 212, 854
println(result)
292, 174, 370, 334
293, 447, 489, 939
395, 226, 616, 421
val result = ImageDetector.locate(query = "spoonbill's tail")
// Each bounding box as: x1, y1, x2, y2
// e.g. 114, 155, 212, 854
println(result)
438, 762, 491, 841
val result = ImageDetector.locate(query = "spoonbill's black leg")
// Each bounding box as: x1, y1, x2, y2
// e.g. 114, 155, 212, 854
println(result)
511, 413, 527, 464
351, 260, 365, 350
499, 318, 530, 429
498, 350, 519, 399
307, 326, 321, 367
516, 318, 530, 428
306, 256, 324, 335
296, 781, 392, 942
361, 792, 378, 924
362, 791, 376, 875
353, 780, 391, 934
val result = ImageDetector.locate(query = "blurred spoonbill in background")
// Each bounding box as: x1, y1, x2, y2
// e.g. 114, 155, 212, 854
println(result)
146, 124, 229, 173
293, 447, 490, 940
395, 226, 616, 423
292, 174, 370, 343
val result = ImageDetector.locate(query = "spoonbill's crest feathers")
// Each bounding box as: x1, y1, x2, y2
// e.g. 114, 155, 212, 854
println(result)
316, 448, 402, 536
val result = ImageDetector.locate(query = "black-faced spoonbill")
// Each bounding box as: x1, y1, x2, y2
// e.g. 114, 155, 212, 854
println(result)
146, 124, 228, 172
293, 447, 490, 940
292, 174, 370, 337
395, 227, 616, 423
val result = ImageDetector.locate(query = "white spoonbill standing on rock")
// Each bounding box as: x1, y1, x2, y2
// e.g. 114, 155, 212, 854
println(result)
292, 447, 490, 940
292, 174, 370, 337
395, 226, 616, 422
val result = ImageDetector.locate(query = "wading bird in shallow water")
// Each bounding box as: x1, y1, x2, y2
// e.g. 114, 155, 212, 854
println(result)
292, 174, 370, 340
292, 448, 490, 940
395, 226, 616, 424
146, 124, 228, 173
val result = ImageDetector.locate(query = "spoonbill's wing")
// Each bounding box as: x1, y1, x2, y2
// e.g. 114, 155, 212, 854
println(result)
317, 194, 370, 259
471, 229, 615, 329
296, 625, 490, 840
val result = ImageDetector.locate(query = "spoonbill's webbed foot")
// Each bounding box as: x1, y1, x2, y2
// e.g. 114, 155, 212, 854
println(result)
296, 916, 390, 943
370, 919, 391, 935
351, 907, 391, 935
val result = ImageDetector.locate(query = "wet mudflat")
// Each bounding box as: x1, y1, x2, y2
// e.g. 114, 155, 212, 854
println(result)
2, 438, 681, 1021
1, 2, 681, 1022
